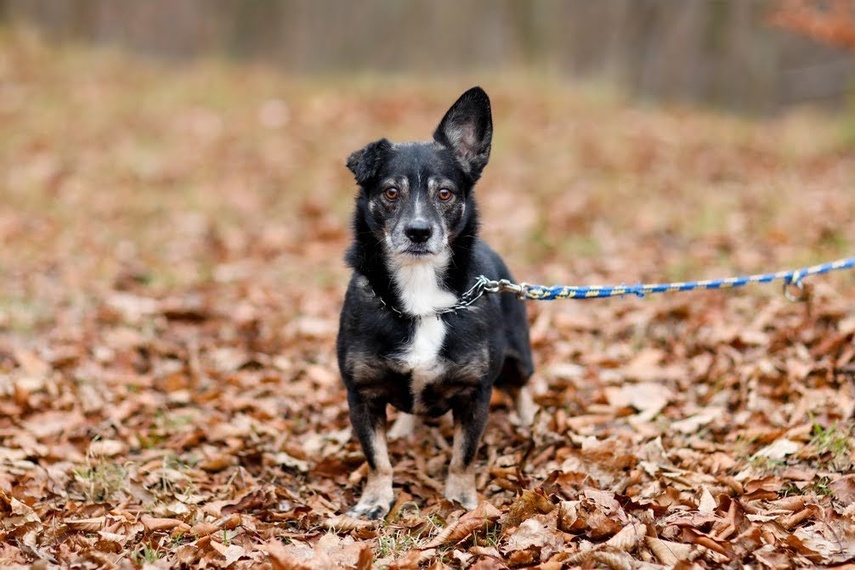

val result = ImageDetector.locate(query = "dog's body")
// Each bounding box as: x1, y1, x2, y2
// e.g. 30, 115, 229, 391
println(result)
337, 87, 534, 519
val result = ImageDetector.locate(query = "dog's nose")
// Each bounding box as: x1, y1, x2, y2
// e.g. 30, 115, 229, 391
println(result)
404, 221, 432, 244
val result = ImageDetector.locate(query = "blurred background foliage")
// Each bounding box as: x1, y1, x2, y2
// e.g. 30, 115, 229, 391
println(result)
2, 0, 855, 114
1, 0, 853, 310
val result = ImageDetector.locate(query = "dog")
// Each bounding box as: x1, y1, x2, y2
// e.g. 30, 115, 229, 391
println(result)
337, 87, 534, 519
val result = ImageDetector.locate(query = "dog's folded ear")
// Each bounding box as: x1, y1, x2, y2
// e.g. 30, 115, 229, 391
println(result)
346, 138, 392, 186
433, 86, 493, 181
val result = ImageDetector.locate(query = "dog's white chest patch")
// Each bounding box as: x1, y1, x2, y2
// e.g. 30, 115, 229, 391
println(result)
402, 316, 447, 411
402, 315, 446, 370
391, 258, 456, 409
392, 260, 457, 317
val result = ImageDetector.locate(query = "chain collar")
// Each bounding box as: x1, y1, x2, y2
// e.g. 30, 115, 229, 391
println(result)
370, 275, 512, 318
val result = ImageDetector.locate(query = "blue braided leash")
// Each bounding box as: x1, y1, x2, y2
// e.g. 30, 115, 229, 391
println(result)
465, 256, 855, 303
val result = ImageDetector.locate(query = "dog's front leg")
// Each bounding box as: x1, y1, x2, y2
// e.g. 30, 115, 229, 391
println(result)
346, 390, 394, 519
445, 386, 491, 509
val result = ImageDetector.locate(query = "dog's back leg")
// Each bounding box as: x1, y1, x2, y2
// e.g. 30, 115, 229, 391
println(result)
388, 412, 419, 440
511, 384, 537, 426
498, 288, 536, 426
498, 355, 537, 427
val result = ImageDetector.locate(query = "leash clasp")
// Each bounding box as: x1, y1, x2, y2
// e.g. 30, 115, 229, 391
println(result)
783, 273, 808, 303
496, 279, 525, 297
479, 277, 526, 298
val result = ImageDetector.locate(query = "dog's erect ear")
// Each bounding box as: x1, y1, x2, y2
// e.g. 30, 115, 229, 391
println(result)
433, 86, 492, 180
346, 138, 392, 186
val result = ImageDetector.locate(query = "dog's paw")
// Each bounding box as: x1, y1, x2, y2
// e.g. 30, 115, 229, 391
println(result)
347, 496, 394, 520
445, 488, 479, 510
445, 471, 478, 510
347, 474, 395, 520
347, 503, 389, 520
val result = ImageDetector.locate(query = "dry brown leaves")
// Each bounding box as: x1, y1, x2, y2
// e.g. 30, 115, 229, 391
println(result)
2, 30, 855, 568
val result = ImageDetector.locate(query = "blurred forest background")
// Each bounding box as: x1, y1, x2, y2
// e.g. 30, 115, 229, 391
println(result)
2, 0, 855, 113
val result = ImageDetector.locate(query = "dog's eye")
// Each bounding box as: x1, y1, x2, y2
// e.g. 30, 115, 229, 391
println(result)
437, 188, 453, 202
383, 187, 399, 201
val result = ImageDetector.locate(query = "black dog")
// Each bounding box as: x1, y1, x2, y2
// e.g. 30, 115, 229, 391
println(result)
337, 87, 534, 519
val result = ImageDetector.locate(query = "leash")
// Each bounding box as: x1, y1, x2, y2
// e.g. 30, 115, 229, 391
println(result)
463, 256, 855, 305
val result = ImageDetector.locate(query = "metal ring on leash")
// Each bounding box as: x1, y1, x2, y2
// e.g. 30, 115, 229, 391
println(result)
783, 277, 807, 303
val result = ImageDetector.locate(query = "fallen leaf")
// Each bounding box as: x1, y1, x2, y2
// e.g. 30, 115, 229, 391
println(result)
140, 515, 191, 533
603, 521, 646, 551
698, 486, 717, 514
604, 382, 672, 419
830, 474, 855, 506
752, 439, 800, 461
88, 439, 126, 457
504, 488, 555, 528
209, 541, 246, 565
65, 517, 105, 532
646, 536, 695, 565
423, 502, 501, 549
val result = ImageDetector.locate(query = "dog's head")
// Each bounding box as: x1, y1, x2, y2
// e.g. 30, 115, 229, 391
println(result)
346, 87, 492, 264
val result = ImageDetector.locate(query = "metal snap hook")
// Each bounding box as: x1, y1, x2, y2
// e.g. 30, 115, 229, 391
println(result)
783, 277, 807, 303
496, 279, 523, 296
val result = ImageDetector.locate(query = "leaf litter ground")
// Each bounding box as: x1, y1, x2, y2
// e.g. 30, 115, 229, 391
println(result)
1, 30, 855, 569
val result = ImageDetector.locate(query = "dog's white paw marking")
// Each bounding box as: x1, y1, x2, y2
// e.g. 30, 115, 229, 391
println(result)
347, 496, 393, 520
445, 469, 478, 510
348, 471, 394, 520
